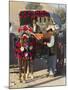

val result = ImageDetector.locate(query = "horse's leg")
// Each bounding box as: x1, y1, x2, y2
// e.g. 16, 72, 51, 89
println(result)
30, 61, 34, 79
23, 60, 26, 82
18, 58, 22, 82
26, 60, 29, 80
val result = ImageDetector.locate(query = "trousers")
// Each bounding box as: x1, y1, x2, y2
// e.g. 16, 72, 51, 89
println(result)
47, 55, 57, 74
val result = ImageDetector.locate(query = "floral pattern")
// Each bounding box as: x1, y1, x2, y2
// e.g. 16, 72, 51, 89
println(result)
15, 25, 34, 62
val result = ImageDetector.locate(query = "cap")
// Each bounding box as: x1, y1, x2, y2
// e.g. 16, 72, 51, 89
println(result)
46, 25, 55, 31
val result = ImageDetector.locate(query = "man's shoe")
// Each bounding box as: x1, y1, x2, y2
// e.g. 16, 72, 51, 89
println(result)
46, 73, 49, 77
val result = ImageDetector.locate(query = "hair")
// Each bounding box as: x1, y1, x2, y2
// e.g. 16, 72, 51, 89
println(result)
47, 28, 53, 32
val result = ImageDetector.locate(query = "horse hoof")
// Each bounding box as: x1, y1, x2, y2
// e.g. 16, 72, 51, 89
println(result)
30, 74, 34, 79
23, 80, 26, 83
31, 75, 34, 79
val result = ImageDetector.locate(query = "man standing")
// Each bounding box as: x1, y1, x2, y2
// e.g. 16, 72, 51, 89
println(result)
44, 28, 57, 77
32, 19, 41, 33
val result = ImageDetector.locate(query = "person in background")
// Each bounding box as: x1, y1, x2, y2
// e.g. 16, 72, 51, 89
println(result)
30, 19, 42, 58
9, 22, 13, 32
56, 31, 64, 74
32, 19, 42, 33
44, 28, 57, 77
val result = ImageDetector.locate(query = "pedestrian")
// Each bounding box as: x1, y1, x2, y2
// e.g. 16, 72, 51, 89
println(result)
44, 28, 57, 77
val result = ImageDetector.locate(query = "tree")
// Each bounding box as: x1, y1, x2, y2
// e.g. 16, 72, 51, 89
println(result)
55, 8, 66, 24
25, 2, 42, 10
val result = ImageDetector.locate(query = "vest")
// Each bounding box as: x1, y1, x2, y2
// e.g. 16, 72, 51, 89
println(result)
48, 34, 57, 56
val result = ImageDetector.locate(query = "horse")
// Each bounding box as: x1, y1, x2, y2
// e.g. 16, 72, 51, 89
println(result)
15, 32, 35, 82
15, 24, 55, 82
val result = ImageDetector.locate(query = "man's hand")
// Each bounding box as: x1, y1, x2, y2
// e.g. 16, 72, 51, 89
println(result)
44, 42, 47, 45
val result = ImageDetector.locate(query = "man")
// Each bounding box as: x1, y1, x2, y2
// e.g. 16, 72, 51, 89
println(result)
44, 28, 57, 77
32, 19, 42, 33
